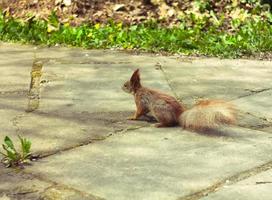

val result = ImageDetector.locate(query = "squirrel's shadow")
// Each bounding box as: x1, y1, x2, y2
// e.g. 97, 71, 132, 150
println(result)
194, 128, 232, 137
137, 114, 157, 123
132, 113, 235, 138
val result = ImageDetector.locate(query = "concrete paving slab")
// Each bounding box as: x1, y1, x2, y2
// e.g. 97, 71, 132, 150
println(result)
160, 58, 272, 105
25, 126, 272, 200
232, 90, 272, 121
0, 166, 101, 200
0, 169, 51, 200
200, 169, 272, 200
259, 126, 272, 134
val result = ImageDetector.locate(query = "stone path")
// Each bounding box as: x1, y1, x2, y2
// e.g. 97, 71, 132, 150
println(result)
0, 42, 272, 200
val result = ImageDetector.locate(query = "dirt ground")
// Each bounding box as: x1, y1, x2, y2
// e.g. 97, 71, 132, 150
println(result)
0, 0, 268, 26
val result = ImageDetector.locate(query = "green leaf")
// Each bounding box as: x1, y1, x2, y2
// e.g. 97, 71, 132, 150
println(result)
2, 143, 18, 161
48, 11, 59, 27
18, 135, 31, 158
4, 136, 15, 149
129, 25, 138, 31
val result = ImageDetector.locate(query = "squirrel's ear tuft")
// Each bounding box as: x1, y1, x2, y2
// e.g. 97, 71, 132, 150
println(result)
130, 68, 141, 90
134, 68, 140, 76
130, 68, 140, 80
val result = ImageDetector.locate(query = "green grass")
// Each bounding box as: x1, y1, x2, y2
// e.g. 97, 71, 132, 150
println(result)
0, 12, 271, 58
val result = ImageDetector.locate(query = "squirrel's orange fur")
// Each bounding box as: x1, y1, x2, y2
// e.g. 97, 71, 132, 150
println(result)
122, 69, 236, 130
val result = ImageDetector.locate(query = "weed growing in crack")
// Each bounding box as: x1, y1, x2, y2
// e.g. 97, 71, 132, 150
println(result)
0, 136, 34, 168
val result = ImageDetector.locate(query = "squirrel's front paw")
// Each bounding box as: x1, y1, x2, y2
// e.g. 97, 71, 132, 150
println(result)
154, 123, 166, 128
127, 116, 137, 120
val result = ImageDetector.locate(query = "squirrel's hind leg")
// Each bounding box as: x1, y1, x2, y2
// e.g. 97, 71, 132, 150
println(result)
151, 109, 178, 127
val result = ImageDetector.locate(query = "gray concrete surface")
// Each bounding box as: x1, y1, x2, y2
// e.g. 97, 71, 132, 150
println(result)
200, 169, 272, 200
25, 127, 272, 200
0, 42, 272, 200
0, 168, 101, 200
160, 58, 272, 105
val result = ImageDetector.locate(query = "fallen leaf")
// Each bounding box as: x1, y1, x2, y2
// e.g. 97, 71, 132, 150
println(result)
55, 0, 62, 6
113, 4, 126, 12
93, 11, 103, 17
167, 8, 175, 17
63, 0, 71, 7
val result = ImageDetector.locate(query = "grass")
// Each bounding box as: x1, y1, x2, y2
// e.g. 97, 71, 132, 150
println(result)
0, 11, 272, 58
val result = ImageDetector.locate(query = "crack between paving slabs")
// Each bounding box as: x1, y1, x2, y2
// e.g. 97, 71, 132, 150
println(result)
155, 63, 182, 102
39, 124, 149, 159
11, 114, 25, 134
0, 90, 28, 96
249, 123, 272, 131
235, 87, 272, 100
38, 137, 111, 159
244, 111, 272, 123
255, 181, 272, 184
15, 170, 105, 200
0, 190, 38, 200
177, 160, 272, 200
238, 110, 272, 130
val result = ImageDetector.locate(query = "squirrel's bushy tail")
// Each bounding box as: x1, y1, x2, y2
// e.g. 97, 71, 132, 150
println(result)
179, 100, 236, 131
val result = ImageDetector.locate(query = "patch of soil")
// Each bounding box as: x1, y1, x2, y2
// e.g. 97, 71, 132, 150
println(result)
0, 0, 268, 26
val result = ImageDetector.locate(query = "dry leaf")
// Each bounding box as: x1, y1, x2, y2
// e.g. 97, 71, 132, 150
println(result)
63, 0, 71, 7
113, 4, 126, 12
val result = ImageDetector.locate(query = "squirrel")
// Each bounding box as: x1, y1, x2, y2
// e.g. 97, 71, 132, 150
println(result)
122, 69, 236, 131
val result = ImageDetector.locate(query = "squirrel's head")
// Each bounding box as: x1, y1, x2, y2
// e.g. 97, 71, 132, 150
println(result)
122, 69, 141, 94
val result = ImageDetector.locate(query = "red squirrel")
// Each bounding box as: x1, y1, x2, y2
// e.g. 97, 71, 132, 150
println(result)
122, 69, 236, 130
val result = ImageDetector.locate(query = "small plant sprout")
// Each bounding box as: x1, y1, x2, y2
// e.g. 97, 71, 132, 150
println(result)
0, 136, 33, 168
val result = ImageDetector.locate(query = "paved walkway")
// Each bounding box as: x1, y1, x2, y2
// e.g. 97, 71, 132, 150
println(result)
0, 42, 272, 200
